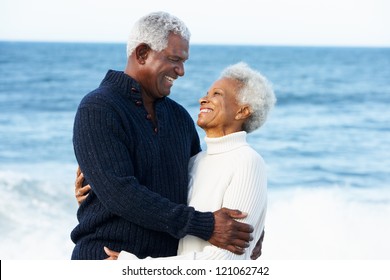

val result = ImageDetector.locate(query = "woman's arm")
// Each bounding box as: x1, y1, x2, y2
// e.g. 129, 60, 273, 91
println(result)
75, 166, 91, 206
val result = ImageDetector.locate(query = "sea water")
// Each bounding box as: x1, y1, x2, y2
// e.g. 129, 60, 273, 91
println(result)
0, 42, 389, 259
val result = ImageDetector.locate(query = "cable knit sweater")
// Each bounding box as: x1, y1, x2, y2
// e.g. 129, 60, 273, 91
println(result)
71, 70, 214, 259
119, 131, 268, 260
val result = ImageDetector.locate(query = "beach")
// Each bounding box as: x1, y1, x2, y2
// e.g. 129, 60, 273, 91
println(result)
0, 42, 389, 260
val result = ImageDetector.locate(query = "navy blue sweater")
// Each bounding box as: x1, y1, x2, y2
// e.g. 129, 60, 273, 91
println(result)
71, 70, 214, 259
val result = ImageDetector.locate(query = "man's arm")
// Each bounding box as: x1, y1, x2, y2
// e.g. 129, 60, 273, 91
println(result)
74, 104, 210, 239
75, 167, 253, 254
251, 229, 265, 259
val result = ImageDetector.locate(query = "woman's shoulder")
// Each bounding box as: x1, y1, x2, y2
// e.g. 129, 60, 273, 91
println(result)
189, 151, 207, 165
235, 145, 266, 167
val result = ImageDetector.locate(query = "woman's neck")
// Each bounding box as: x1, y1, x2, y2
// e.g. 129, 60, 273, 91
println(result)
204, 127, 243, 138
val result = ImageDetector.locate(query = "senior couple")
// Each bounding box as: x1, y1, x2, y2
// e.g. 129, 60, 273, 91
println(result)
72, 11, 275, 260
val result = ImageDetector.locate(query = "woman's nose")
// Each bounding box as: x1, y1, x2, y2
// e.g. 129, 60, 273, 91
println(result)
199, 95, 208, 104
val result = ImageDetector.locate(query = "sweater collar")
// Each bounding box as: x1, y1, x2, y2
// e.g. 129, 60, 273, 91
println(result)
102, 69, 142, 97
205, 131, 248, 155
102, 70, 168, 104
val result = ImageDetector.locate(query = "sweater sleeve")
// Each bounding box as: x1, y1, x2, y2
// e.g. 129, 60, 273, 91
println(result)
118, 150, 268, 260
73, 100, 214, 241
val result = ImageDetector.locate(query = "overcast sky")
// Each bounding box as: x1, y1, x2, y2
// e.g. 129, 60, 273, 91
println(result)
1, 0, 389, 46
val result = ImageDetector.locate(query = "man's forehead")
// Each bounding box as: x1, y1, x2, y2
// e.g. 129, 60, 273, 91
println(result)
165, 35, 189, 59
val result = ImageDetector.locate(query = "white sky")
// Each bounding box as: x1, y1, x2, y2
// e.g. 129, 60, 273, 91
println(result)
1, 0, 389, 46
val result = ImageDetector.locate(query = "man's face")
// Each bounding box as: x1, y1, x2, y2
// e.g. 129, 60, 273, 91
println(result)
141, 33, 189, 100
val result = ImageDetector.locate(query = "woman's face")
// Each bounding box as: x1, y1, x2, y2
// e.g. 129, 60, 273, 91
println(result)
197, 77, 243, 137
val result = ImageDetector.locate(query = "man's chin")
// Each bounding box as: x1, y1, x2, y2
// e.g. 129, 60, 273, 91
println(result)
160, 88, 171, 97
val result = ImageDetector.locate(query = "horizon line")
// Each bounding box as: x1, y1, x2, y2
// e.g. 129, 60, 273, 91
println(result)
0, 39, 389, 49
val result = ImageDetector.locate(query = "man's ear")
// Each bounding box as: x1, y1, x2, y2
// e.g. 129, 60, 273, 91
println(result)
235, 106, 252, 120
135, 44, 150, 64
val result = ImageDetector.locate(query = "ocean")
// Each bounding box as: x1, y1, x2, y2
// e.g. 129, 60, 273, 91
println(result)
0, 42, 389, 259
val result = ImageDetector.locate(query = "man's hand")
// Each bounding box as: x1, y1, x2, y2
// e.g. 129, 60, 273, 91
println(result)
75, 166, 91, 206
209, 208, 254, 255
251, 229, 265, 260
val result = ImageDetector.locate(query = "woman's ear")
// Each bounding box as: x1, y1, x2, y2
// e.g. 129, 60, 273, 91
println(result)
135, 44, 150, 64
235, 106, 252, 120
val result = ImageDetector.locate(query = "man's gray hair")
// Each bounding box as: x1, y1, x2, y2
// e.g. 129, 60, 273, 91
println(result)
221, 62, 276, 133
127, 11, 191, 57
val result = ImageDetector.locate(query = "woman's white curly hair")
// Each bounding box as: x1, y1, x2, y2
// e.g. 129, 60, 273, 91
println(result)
127, 11, 191, 57
221, 62, 276, 133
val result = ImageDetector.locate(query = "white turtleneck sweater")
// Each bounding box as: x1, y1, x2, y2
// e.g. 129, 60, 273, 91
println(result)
118, 131, 267, 260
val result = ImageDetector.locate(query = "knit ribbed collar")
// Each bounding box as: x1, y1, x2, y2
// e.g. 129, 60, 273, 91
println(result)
103, 70, 169, 105
205, 131, 248, 155
103, 69, 142, 97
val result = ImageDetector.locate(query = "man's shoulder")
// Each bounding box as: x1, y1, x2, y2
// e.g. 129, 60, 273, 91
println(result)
78, 70, 125, 104
78, 83, 119, 110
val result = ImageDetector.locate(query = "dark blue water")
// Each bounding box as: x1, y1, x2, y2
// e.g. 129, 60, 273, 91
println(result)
0, 42, 389, 259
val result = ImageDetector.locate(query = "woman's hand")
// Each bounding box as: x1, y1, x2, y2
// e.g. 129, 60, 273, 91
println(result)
104, 247, 119, 260
75, 166, 91, 206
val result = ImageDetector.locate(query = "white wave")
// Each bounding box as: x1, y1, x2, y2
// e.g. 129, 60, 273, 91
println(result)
1, 167, 389, 259
262, 186, 390, 259
0, 166, 79, 259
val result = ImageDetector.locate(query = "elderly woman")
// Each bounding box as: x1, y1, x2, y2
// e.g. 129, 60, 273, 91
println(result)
99, 62, 276, 260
